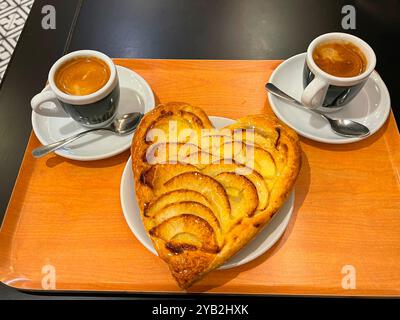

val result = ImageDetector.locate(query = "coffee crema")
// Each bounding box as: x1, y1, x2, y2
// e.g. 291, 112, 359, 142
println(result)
55, 56, 110, 96
312, 41, 367, 78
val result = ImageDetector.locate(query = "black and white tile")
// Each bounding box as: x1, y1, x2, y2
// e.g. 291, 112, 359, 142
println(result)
0, 0, 34, 82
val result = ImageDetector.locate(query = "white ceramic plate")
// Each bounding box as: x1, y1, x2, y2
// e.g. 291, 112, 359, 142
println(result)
269, 53, 391, 144
32, 65, 155, 161
120, 116, 295, 269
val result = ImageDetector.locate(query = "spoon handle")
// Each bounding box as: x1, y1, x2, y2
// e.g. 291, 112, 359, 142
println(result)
32, 128, 110, 158
265, 83, 303, 106
266, 82, 329, 120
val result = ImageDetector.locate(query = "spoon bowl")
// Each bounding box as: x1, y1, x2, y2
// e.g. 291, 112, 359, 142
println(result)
110, 112, 143, 135
324, 118, 370, 138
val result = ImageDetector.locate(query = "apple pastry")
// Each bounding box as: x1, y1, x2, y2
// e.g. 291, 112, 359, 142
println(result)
131, 102, 301, 289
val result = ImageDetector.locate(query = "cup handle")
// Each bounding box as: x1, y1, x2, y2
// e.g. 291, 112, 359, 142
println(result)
301, 77, 329, 109
31, 88, 67, 117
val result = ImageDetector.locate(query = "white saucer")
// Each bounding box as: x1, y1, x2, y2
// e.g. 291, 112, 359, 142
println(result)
269, 53, 391, 144
32, 65, 155, 161
120, 116, 295, 270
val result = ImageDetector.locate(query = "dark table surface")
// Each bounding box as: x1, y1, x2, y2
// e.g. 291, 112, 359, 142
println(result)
0, 0, 399, 299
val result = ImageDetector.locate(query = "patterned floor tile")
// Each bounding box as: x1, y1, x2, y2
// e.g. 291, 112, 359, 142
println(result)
0, 0, 34, 83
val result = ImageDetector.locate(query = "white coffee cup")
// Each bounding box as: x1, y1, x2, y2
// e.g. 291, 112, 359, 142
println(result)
301, 32, 376, 113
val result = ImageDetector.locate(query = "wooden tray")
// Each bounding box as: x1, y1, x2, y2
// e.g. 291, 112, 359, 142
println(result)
1, 59, 399, 296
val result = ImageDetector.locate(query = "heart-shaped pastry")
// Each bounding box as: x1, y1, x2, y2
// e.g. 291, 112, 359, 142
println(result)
131, 102, 301, 288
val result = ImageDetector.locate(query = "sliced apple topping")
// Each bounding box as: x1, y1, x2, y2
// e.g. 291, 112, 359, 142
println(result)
141, 164, 198, 190
252, 147, 277, 179
202, 163, 269, 211
149, 214, 218, 253
146, 117, 192, 144
160, 172, 231, 229
199, 129, 233, 156
145, 190, 211, 217
180, 150, 220, 169
145, 142, 201, 165
227, 123, 279, 147
213, 172, 258, 219
148, 201, 221, 245
177, 110, 208, 129
272, 143, 289, 173
170, 232, 203, 248
146, 114, 205, 145
217, 141, 277, 180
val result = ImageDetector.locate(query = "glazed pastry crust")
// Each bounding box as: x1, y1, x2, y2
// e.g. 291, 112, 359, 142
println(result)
131, 102, 301, 289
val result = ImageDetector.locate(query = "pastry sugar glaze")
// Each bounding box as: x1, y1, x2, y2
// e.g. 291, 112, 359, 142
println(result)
55, 56, 110, 96
312, 41, 367, 77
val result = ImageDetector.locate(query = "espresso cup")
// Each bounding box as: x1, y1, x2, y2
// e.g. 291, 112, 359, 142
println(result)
31, 50, 120, 128
302, 32, 376, 113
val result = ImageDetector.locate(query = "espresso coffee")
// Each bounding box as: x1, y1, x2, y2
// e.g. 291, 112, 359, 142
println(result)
55, 56, 110, 95
312, 41, 367, 77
